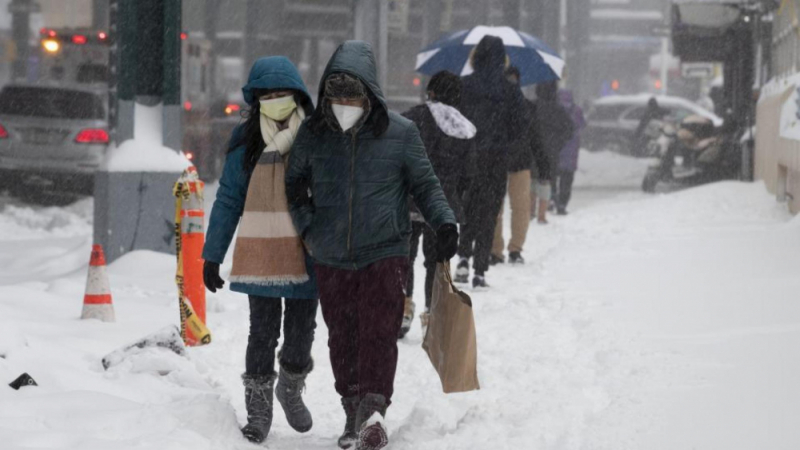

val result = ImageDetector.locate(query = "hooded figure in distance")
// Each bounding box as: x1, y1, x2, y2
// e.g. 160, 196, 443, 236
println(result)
455, 35, 529, 288
533, 80, 573, 224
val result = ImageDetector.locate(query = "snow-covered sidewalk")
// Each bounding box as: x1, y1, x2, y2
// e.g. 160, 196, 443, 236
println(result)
1, 154, 798, 449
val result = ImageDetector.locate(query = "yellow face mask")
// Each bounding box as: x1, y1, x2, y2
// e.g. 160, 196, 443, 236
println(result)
259, 96, 297, 121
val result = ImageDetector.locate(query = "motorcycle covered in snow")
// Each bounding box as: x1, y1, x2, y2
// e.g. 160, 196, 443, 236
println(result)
641, 114, 738, 193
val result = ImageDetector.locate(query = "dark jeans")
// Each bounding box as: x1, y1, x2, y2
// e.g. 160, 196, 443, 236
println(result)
458, 176, 506, 275
246, 296, 319, 375
551, 170, 575, 211
314, 257, 408, 404
407, 220, 437, 309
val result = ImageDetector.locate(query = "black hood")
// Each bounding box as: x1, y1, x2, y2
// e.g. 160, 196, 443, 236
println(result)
472, 36, 507, 74
308, 40, 389, 136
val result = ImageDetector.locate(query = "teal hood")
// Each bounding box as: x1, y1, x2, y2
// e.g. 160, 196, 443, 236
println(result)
308, 40, 390, 136
241, 56, 313, 114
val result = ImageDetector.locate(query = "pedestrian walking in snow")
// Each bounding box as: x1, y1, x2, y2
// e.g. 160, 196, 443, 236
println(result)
553, 89, 586, 215
533, 81, 574, 224
285, 41, 457, 450
490, 66, 551, 265
455, 36, 529, 288
202, 56, 319, 445
400, 70, 476, 337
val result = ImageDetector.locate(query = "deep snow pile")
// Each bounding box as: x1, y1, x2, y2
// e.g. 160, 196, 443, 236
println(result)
0, 197, 93, 285
1, 162, 798, 449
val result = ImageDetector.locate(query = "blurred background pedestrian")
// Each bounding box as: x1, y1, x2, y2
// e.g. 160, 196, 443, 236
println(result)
554, 89, 586, 215
491, 66, 550, 265
532, 80, 573, 224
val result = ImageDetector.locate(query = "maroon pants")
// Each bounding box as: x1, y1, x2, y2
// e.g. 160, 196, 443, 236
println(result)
314, 257, 408, 404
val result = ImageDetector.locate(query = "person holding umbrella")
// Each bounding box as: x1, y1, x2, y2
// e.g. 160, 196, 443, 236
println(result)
454, 35, 529, 288
414, 26, 564, 235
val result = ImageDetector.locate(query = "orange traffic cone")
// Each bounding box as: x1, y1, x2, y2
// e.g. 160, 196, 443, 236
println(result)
81, 244, 115, 322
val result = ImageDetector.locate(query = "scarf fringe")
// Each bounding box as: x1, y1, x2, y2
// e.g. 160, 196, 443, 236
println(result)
230, 274, 310, 287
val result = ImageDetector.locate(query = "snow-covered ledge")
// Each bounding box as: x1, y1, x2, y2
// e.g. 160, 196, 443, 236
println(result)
102, 103, 191, 173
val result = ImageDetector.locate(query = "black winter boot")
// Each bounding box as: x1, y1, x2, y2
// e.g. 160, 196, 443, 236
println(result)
508, 251, 525, 265
241, 372, 277, 444
355, 393, 389, 450
338, 396, 359, 449
472, 274, 489, 289
275, 358, 314, 433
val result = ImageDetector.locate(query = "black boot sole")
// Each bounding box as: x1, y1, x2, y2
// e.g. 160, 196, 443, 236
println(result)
241, 426, 266, 444
338, 433, 357, 449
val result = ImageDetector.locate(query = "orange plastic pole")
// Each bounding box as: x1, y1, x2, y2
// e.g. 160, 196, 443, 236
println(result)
174, 166, 210, 346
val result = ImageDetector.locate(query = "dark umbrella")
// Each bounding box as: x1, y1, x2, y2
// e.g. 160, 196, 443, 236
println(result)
415, 25, 565, 86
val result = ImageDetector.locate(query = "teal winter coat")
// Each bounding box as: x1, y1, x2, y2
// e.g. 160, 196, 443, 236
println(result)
202, 56, 318, 299
285, 41, 456, 270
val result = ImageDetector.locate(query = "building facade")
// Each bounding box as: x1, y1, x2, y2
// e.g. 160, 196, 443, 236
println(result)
755, 3, 800, 214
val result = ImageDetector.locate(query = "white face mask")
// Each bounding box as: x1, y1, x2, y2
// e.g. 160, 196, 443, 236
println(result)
331, 104, 364, 131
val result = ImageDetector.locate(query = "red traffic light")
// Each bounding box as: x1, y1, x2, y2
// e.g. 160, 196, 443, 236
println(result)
180, 32, 188, 40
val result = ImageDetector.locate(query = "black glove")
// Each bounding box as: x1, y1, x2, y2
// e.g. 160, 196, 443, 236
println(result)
436, 223, 459, 262
203, 260, 225, 293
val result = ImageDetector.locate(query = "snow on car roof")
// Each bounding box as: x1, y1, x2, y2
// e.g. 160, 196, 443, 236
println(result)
593, 94, 723, 125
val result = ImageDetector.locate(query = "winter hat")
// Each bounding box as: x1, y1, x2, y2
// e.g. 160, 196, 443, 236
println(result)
321, 72, 372, 133
427, 71, 461, 107
324, 73, 367, 100
471, 35, 507, 72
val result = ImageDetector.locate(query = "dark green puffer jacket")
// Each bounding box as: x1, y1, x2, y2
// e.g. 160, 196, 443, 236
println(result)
286, 40, 455, 270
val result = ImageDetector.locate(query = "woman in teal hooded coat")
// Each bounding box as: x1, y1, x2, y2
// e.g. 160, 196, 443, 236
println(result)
202, 56, 318, 444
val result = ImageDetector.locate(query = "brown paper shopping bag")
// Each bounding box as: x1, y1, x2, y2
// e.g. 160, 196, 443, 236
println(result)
422, 262, 480, 393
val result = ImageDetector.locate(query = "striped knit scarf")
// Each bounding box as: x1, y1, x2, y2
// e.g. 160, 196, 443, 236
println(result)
229, 108, 309, 286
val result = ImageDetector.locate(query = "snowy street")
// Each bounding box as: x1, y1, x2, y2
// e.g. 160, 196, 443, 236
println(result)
1, 151, 799, 449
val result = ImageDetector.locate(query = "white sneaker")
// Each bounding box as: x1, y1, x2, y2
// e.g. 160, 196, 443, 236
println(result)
454, 258, 469, 284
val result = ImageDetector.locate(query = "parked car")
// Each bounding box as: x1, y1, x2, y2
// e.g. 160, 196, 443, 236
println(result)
583, 94, 722, 156
0, 84, 109, 198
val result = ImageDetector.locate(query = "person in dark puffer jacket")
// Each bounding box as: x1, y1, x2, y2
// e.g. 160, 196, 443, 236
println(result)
455, 35, 529, 288
285, 41, 457, 450
400, 71, 476, 337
